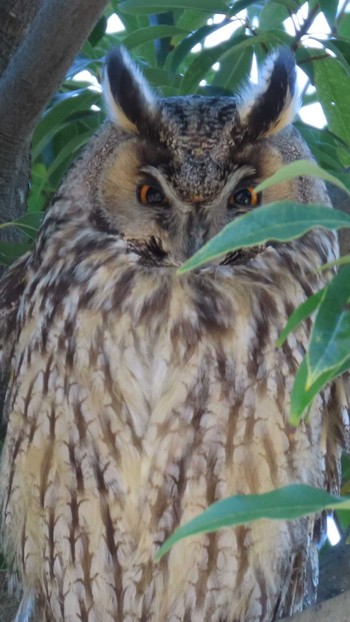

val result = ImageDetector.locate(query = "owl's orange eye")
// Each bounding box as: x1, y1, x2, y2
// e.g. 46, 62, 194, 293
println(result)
138, 184, 168, 207
228, 187, 260, 208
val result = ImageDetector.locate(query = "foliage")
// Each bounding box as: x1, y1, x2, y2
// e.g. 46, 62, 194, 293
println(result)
156, 485, 350, 560
4, 0, 350, 565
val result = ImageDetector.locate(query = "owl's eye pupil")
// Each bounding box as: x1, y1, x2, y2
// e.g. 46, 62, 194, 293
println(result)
235, 189, 253, 205
138, 184, 167, 207
229, 187, 260, 208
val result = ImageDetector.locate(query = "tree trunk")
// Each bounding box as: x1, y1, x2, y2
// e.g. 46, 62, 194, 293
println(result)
0, 0, 109, 233
0, 0, 42, 236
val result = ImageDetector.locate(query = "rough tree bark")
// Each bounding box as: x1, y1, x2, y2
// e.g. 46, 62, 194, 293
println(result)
0, 0, 42, 237
0, 0, 109, 231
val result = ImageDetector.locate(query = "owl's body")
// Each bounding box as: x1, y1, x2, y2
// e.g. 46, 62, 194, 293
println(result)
0, 48, 348, 622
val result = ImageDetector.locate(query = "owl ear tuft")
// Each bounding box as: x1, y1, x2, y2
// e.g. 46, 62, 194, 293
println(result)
103, 46, 160, 134
237, 47, 299, 140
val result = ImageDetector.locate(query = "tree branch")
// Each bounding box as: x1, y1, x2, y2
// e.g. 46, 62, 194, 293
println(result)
0, 0, 42, 76
0, 0, 109, 165
291, 3, 320, 50
0, 0, 108, 221
281, 590, 350, 622
0, 0, 42, 233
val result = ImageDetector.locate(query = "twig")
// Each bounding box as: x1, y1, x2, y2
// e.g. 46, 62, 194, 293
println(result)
292, 3, 320, 50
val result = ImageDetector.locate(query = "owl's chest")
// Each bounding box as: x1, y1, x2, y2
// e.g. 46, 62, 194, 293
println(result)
16, 264, 296, 436
6, 263, 327, 622
13, 267, 302, 502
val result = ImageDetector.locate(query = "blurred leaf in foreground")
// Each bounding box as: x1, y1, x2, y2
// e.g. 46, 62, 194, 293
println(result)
157, 484, 350, 560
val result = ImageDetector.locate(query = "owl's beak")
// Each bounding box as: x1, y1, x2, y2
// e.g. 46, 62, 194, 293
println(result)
190, 194, 204, 203
187, 230, 207, 258
184, 210, 209, 260
169, 204, 211, 264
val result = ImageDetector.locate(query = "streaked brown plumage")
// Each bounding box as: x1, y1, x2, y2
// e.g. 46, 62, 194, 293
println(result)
0, 47, 349, 621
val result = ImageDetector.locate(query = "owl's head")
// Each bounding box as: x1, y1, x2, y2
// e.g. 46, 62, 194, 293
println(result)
81, 46, 325, 266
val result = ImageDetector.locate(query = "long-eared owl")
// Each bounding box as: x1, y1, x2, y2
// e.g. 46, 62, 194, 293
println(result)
0, 46, 348, 622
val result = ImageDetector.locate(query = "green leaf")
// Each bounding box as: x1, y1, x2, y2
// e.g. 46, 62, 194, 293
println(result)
120, 0, 227, 13
276, 288, 326, 347
307, 265, 350, 384
180, 34, 255, 94
320, 254, 350, 271
36, 129, 93, 195
319, 0, 337, 28
168, 22, 229, 74
14, 213, 44, 239
122, 25, 187, 50
0, 213, 44, 241
212, 47, 253, 91
66, 56, 101, 79
88, 16, 108, 47
156, 484, 350, 560
290, 356, 350, 425
255, 160, 350, 196
177, 203, 350, 273
80, 40, 101, 61
0, 242, 33, 266
259, 1, 289, 30
32, 90, 100, 161
295, 45, 319, 82
338, 12, 350, 39
143, 66, 182, 90
28, 163, 50, 212
272, 0, 304, 8
314, 57, 350, 164
295, 122, 350, 172
174, 8, 208, 32
322, 38, 350, 69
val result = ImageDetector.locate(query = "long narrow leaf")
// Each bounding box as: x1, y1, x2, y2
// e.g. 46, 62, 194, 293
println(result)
255, 160, 350, 196
168, 22, 230, 73
318, 254, 350, 271
307, 265, 350, 383
276, 288, 326, 347
181, 34, 261, 94
32, 91, 100, 160
156, 484, 350, 560
290, 356, 350, 425
120, 0, 227, 13
178, 203, 350, 273
122, 25, 187, 50
314, 57, 350, 166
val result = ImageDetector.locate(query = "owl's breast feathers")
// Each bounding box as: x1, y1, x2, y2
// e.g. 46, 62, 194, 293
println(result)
0, 219, 348, 621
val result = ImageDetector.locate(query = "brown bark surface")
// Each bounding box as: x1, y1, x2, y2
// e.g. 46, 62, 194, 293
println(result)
0, 0, 109, 228
0, 0, 42, 74
0, 0, 42, 234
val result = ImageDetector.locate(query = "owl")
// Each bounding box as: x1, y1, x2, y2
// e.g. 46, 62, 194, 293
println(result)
0, 46, 348, 622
